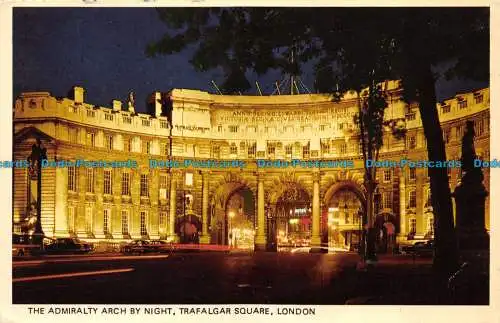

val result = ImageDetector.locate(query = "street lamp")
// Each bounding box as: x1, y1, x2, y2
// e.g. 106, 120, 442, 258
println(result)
228, 211, 235, 247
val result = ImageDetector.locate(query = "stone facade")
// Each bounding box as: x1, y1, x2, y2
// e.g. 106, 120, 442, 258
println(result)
12, 81, 490, 249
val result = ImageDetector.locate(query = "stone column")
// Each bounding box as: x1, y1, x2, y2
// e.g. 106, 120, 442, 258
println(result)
254, 172, 266, 251
311, 170, 322, 248
200, 171, 210, 244
130, 169, 141, 239
112, 169, 123, 239
149, 169, 160, 240
94, 168, 105, 238
54, 167, 69, 237
168, 172, 178, 242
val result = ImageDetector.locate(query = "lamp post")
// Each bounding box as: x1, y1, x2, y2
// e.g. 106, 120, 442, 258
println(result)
228, 211, 235, 247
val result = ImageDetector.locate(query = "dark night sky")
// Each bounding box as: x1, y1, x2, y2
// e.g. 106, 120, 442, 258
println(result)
13, 8, 488, 113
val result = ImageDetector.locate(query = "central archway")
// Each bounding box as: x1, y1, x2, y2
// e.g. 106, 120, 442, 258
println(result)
324, 181, 367, 251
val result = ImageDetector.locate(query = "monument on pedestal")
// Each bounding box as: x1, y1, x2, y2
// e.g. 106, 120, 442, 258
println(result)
452, 121, 489, 250
23, 138, 47, 244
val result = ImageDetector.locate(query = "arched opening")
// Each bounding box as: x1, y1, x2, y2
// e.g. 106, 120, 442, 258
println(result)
325, 182, 366, 251
224, 187, 256, 249
271, 185, 311, 252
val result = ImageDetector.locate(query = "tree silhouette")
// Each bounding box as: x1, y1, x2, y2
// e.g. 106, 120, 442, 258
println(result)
147, 7, 489, 278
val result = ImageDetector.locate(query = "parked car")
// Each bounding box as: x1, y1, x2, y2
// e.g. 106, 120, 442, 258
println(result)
12, 234, 44, 256
401, 240, 434, 257
121, 240, 172, 254
45, 238, 93, 254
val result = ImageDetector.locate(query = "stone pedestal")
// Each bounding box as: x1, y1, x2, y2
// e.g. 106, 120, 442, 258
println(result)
453, 170, 489, 251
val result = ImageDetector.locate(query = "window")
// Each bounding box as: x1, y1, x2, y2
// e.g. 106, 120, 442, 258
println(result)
339, 143, 347, 155
383, 169, 391, 182
409, 218, 417, 235
229, 125, 238, 133
103, 209, 110, 234
121, 210, 129, 234
68, 166, 77, 192
458, 99, 468, 109
69, 128, 78, 144
475, 119, 484, 136
85, 205, 93, 233
140, 174, 149, 197
267, 144, 276, 156
382, 192, 392, 209
425, 189, 432, 207
212, 146, 220, 158
68, 206, 75, 233
159, 211, 167, 227
123, 116, 132, 124
247, 142, 256, 157
230, 143, 238, 155
160, 120, 168, 128
319, 124, 327, 131
105, 134, 113, 150
303, 143, 310, 158
142, 140, 151, 154
159, 174, 168, 199
161, 142, 169, 156
140, 211, 148, 236
321, 140, 330, 154
122, 172, 130, 196
104, 113, 113, 121
409, 168, 417, 181
86, 168, 94, 193
86, 132, 96, 147
441, 104, 451, 114
142, 119, 151, 127
339, 123, 344, 130
285, 144, 293, 156
218, 125, 223, 132
409, 191, 417, 208
407, 136, 416, 149
427, 216, 434, 235
239, 141, 246, 155
443, 128, 451, 144
86, 110, 95, 118
474, 94, 484, 104
406, 113, 416, 121
456, 125, 465, 140
103, 170, 112, 195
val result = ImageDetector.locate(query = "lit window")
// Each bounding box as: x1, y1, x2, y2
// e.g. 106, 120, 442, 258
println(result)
247, 142, 256, 157
142, 140, 151, 154
320, 124, 327, 131
142, 119, 151, 127
123, 116, 132, 124
441, 104, 451, 113
409, 191, 417, 208
159, 212, 167, 227
458, 99, 468, 109
406, 113, 416, 121
443, 128, 451, 144
86, 168, 94, 193
68, 166, 77, 192
140, 211, 148, 236
267, 144, 276, 156
303, 143, 310, 158
409, 218, 417, 234
286, 144, 293, 156
86, 132, 96, 147
86, 110, 95, 118
185, 173, 193, 187
409, 168, 417, 181
475, 119, 484, 136
103, 209, 110, 234
383, 192, 392, 209
69, 128, 78, 144
229, 125, 238, 133
103, 170, 112, 195
104, 113, 113, 121
105, 134, 113, 150
407, 136, 416, 149
212, 146, 220, 158
140, 174, 149, 197
159, 174, 168, 199
121, 210, 129, 234
161, 142, 169, 156
383, 169, 391, 182
122, 172, 130, 196
474, 94, 484, 104
339, 143, 347, 155
160, 120, 168, 128
230, 143, 238, 155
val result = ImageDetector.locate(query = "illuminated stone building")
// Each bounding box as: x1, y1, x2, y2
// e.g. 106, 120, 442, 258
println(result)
12, 81, 489, 250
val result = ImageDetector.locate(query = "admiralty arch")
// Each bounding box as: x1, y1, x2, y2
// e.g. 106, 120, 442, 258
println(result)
12, 80, 490, 251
